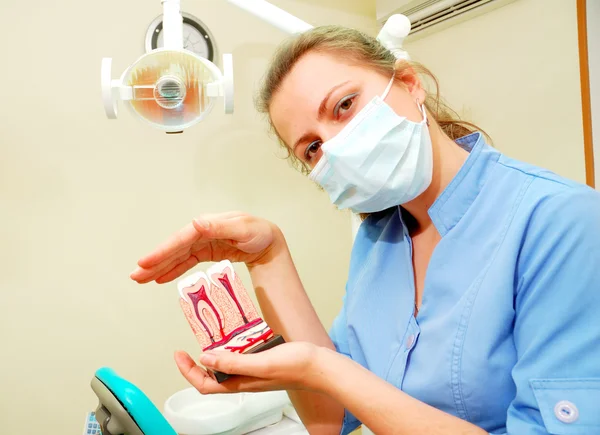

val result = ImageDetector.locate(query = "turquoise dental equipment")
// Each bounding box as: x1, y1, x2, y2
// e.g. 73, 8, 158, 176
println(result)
90, 367, 177, 435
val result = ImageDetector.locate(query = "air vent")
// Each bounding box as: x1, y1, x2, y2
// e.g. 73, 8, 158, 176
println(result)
378, 0, 517, 36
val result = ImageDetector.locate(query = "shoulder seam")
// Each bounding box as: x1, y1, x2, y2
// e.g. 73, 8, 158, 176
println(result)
496, 160, 575, 188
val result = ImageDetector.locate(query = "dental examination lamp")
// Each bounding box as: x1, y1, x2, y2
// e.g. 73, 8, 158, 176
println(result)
100, 0, 411, 134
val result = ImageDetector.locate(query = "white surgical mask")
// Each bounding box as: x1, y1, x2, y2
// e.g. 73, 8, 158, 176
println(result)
308, 76, 433, 213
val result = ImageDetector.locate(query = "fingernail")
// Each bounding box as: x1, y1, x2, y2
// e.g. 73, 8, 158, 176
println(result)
195, 218, 210, 229
199, 353, 217, 367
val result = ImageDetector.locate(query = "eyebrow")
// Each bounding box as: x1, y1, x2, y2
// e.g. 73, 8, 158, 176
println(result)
292, 81, 351, 152
317, 81, 350, 121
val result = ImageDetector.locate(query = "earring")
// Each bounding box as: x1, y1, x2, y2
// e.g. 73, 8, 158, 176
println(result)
416, 99, 429, 126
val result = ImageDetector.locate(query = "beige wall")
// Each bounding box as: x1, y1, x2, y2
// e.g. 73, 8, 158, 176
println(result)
404, 0, 586, 183
0, 1, 376, 433
376, 0, 403, 20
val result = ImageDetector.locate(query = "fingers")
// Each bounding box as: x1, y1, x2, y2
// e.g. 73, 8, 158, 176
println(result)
131, 248, 196, 283
155, 255, 201, 284
137, 222, 201, 269
198, 350, 273, 379
174, 351, 228, 393
134, 212, 248, 271
131, 211, 271, 285
174, 351, 282, 394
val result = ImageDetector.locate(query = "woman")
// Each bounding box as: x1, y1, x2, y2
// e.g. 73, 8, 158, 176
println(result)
131, 26, 600, 434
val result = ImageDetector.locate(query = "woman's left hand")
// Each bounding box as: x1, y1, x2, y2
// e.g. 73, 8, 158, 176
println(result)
174, 342, 323, 394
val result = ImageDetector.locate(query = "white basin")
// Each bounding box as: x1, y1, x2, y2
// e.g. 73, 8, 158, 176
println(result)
163, 388, 291, 435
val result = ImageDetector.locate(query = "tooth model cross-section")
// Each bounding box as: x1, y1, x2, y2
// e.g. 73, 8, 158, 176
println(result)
177, 260, 285, 382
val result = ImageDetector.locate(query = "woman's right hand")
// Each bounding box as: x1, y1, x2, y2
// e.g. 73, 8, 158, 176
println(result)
130, 212, 286, 285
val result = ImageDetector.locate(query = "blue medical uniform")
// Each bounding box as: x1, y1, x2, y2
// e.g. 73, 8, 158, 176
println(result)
330, 132, 600, 434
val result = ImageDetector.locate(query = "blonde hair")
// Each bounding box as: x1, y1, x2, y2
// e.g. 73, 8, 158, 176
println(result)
256, 25, 489, 175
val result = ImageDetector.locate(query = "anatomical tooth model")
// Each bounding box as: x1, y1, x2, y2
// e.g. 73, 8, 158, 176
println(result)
177, 260, 285, 382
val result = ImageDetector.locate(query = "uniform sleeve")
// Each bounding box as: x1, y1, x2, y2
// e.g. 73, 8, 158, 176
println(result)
329, 292, 362, 435
494, 187, 600, 435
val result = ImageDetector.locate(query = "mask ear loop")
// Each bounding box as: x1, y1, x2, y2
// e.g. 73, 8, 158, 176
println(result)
381, 74, 396, 100
416, 98, 429, 126
384, 75, 429, 127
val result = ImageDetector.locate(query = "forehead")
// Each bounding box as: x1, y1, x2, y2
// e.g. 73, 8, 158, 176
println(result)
268, 52, 372, 147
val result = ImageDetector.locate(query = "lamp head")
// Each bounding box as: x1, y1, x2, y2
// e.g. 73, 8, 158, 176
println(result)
101, 49, 234, 134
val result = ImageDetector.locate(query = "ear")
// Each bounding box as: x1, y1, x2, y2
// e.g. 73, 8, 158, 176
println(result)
394, 61, 426, 102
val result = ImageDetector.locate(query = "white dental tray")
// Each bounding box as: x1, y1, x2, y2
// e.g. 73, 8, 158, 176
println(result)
163, 388, 306, 435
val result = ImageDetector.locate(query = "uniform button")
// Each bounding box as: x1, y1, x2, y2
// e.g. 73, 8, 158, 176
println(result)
406, 334, 415, 349
554, 400, 579, 423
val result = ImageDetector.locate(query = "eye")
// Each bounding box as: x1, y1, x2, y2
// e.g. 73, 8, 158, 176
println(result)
304, 140, 322, 161
334, 93, 358, 119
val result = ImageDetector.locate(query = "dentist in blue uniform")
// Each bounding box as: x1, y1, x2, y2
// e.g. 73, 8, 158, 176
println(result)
131, 25, 600, 435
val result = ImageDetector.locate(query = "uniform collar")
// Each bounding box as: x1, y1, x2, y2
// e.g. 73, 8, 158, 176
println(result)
425, 132, 500, 237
